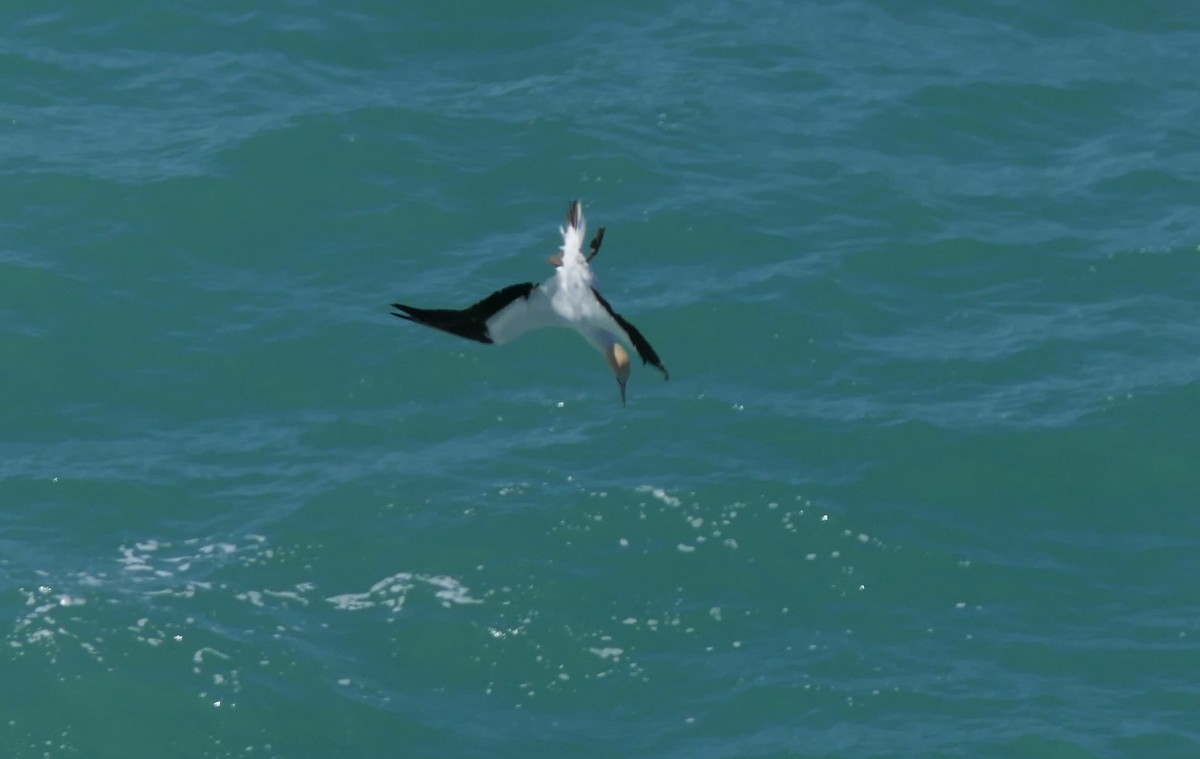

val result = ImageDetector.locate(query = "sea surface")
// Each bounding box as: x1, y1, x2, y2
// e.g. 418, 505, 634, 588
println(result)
3, 2, 1199, 757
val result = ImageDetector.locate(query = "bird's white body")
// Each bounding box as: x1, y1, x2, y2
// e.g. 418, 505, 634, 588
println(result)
487, 206, 622, 359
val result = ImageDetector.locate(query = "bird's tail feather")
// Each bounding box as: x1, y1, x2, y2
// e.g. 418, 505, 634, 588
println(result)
560, 199, 586, 257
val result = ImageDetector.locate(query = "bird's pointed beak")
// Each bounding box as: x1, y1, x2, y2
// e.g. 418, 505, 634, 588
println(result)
617, 377, 628, 407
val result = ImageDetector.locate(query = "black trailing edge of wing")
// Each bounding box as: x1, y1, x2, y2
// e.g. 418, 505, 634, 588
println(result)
391, 282, 538, 344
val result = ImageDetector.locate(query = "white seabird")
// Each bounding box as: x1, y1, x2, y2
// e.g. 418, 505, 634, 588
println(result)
391, 200, 669, 405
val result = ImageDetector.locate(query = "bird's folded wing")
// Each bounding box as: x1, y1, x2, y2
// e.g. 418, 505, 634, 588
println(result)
590, 287, 669, 379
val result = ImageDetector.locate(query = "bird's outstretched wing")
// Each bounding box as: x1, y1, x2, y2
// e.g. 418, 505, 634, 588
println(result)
590, 287, 669, 379
391, 282, 539, 344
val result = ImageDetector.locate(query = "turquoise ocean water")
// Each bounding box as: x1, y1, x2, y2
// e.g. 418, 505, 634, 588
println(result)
3, 2, 1199, 757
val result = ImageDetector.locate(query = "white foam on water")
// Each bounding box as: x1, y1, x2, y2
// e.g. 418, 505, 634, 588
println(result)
636, 485, 682, 507
325, 572, 482, 612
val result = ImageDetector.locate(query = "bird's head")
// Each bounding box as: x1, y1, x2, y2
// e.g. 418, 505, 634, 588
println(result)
605, 343, 632, 407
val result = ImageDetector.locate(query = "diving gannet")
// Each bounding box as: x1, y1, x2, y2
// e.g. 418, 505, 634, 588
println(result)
391, 200, 668, 405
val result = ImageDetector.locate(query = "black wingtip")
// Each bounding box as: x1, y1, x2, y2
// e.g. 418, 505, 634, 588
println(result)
645, 360, 669, 381
387, 285, 538, 344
